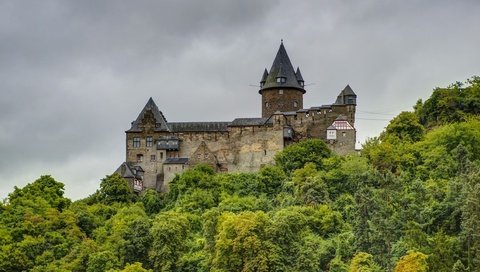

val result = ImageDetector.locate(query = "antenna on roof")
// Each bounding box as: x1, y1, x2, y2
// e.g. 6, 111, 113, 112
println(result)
249, 84, 261, 88
304, 83, 316, 87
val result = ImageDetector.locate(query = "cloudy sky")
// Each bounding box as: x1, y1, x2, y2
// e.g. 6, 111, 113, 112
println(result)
1, 0, 479, 200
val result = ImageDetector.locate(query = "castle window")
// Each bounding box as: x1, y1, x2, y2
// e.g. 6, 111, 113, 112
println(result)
133, 137, 141, 148
293, 101, 298, 107
136, 154, 143, 162
151, 155, 156, 161
265, 102, 269, 108
342, 132, 346, 137
160, 152, 163, 159
278, 89, 283, 94
146, 136, 153, 147
276, 77, 286, 83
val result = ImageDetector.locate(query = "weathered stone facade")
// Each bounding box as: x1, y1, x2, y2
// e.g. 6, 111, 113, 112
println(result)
115, 42, 357, 192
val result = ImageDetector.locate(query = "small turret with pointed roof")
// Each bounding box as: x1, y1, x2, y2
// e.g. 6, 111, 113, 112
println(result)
295, 67, 304, 87
260, 68, 268, 88
335, 85, 357, 105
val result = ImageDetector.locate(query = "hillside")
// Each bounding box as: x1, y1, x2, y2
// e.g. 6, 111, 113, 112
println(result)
1, 77, 480, 272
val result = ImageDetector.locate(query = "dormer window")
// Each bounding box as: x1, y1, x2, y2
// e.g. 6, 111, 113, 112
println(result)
299, 81, 304, 87
276, 77, 286, 83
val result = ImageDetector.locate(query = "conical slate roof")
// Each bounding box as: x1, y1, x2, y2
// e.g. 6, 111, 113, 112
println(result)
127, 97, 170, 132
259, 42, 306, 94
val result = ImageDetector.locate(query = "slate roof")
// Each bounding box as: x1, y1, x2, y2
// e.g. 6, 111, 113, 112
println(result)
229, 118, 272, 127
157, 137, 180, 150
164, 158, 189, 165
260, 68, 268, 84
260, 42, 306, 94
167, 122, 230, 132
115, 162, 144, 178
335, 85, 357, 105
295, 67, 304, 82
127, 98, 170, 132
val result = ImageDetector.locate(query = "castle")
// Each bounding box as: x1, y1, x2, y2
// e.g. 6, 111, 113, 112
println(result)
115, 42, 357, 192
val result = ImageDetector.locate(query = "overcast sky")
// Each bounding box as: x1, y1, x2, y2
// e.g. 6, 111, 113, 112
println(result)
1, 0, 479, 200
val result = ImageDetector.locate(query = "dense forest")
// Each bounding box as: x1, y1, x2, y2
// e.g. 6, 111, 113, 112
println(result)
1, 77, 480, 272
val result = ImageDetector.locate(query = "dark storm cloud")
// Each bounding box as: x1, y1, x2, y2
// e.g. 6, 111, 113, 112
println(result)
1, 0, 479, 199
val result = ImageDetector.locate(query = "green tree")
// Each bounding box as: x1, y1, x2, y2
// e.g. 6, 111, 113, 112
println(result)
382, 111, 425, 143
348, 252, 382, 272
87, 250, 119, 272
8, 175, 70, 211
452, 260, 467, 272
99, 174, 134, 204
140, 189, 163, 215
274, 139, 331, 174
149, 211, 190, 271
212, 211, 278, 272
393, 251, 428, 272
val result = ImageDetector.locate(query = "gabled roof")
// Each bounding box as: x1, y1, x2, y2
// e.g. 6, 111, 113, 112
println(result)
127, 98, 170, 132
328, 115, 355, 130
328, 120, 355, 130
260, 41, 306, 94
115, 162, 144, 179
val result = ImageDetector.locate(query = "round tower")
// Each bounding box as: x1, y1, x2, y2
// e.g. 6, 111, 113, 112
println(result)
259, 41, 306, 118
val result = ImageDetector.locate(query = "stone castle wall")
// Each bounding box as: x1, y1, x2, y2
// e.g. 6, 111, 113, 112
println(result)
261, 88, 303, 117
126, 123, 285, 191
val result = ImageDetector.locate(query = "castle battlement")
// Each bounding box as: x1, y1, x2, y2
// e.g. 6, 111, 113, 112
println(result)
115, 42, 357, 192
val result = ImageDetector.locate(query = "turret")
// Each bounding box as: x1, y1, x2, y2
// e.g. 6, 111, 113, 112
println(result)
335, 85, 357, 105
259, 41, 306, 118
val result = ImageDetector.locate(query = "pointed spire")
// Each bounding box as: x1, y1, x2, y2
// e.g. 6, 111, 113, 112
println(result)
342, 84, 356, 96
127, 98, 170, 132
259, 41, 305, 93
295, 67, 304, 82
260, 68, 268, 83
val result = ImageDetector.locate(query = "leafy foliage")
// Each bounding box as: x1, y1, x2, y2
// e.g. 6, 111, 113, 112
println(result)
1, 77, 480, 271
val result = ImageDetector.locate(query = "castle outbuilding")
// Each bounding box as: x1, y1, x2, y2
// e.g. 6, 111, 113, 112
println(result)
115, 42, 357, 192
